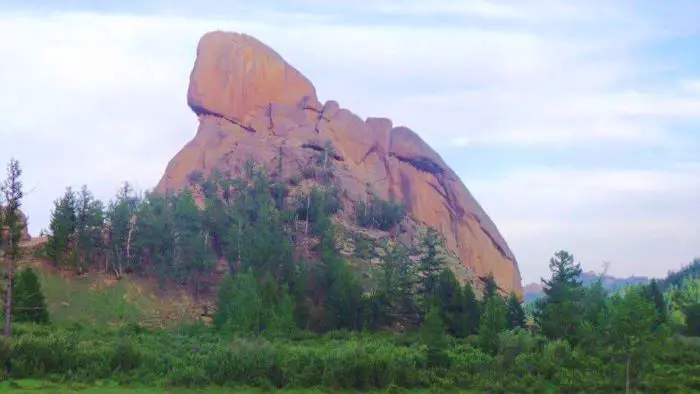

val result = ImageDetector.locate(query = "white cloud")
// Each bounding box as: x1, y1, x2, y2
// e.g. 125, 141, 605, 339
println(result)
370, 0, 523, 19
467, 165, 700, 282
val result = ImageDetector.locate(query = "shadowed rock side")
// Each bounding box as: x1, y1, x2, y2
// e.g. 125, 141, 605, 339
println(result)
156, 30, 522, 295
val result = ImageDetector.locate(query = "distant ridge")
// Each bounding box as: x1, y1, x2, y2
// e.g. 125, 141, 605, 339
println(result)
524, 271, 650, 303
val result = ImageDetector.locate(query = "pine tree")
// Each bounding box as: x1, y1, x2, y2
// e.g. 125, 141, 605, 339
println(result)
46, 188, 77, 266
534, 250, 585, 343
684, 302, 700, 336
105, 182, 140, 278
374, 242, 419, 328
435, 268, 465, 336
12, 268, 49, 324
605, 286, 667, 393
74, 185, 104, 272
214, 271, 263, 335
171, 189, 215, 294
506, 292, 526, 330
134, 192, 175, 283
643, 279, 667, 329
478, 295, 507, 355
419, 308, 450, 368
481, 272, 498, 304
462, 283, 481, 336
266, 286, 298, 337
2, 158, 24, 339
417, 228, 446, 308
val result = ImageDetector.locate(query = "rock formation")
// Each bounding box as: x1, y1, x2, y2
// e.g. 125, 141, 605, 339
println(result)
0, 206, 31, 243
156, 31, 522, 295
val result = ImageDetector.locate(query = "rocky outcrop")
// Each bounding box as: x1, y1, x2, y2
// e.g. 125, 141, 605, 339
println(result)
1, 206, 31, 243
156, 31, 523, 295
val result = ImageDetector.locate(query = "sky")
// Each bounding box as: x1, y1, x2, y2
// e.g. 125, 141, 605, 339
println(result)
0, 0, 699, 284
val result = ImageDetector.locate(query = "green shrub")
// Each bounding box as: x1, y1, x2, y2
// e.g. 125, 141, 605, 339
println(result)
356, 196, 406, 231
4, 322, 700, 391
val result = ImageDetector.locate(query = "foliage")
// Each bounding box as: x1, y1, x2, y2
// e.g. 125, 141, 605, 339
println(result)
356, 196, 406, 231
12, 268, 49, 324
505, 292, 526, 330
45, 188, 77, 266
478, 295, 507, 355
534, 250, 584, 343
13, 155, 700, 392
415, 228, 445, 309
419, 309, 450, 368
481, 272, 498, 301
461, 283, 481, 336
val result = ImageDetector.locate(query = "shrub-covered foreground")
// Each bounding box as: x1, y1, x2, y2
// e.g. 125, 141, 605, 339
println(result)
2, 323, 699, 392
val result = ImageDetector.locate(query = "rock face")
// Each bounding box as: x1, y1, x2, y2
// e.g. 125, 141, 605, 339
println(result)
157, 31, 523, 296
0, 206, 31, 243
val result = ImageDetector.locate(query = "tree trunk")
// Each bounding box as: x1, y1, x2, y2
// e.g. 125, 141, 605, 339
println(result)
126, 223, 134, 261
626, 354, 631, 394
237, 222, 242, 268
305, 193, 311, 236
3, 237, 13, 338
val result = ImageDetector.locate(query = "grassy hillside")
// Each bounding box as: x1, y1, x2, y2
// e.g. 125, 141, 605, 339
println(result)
10, 240, 205, 329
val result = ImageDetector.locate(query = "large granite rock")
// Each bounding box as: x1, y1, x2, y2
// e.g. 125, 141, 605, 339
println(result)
157, 30, 523, 295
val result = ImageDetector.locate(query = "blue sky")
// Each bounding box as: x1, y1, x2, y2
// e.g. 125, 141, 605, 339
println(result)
1, 1, 699, 284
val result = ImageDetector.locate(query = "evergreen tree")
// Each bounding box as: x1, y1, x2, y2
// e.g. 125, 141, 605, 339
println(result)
12, 268, 49, 324
419, 308, 450, 367
2, 158, 24, 339
74, 185, 105, 271
506, 292, 526, 330
135, 192, 176, 282
171, 189, 215, 294
322, 261, 365, 331
481, 272, 498, 306
435, 268, 465, 336
416, 228, 446, 309
315, 208, 364, 332
604, 286, 668, 393
683, 302, 700, 337
46, 188, 77, 266
462, 283, 481, 336
214, 271, 263, 335
373, 242, 419, 328
534, 250, 585, 343
643, 279, 667, 329
105, 182, 141, 278
577, 278, 609, 351
478, 295, 507, 355
265, 286, 298, 337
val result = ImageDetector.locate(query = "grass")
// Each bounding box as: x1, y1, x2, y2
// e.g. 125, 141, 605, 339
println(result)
2, 379, 437, 393
24, 260, 204, 329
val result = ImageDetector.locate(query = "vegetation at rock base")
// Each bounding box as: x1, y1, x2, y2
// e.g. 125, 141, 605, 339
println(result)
1, 158, 699, 392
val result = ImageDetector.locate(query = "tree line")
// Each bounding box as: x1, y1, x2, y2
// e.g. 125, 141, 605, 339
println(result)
0, 156, 699, 391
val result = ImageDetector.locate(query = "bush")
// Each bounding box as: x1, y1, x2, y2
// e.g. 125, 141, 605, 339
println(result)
356, 196, 406, 231
13, 267, 50, 324
294, 187, 341, 223
4, 322, 700, 391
